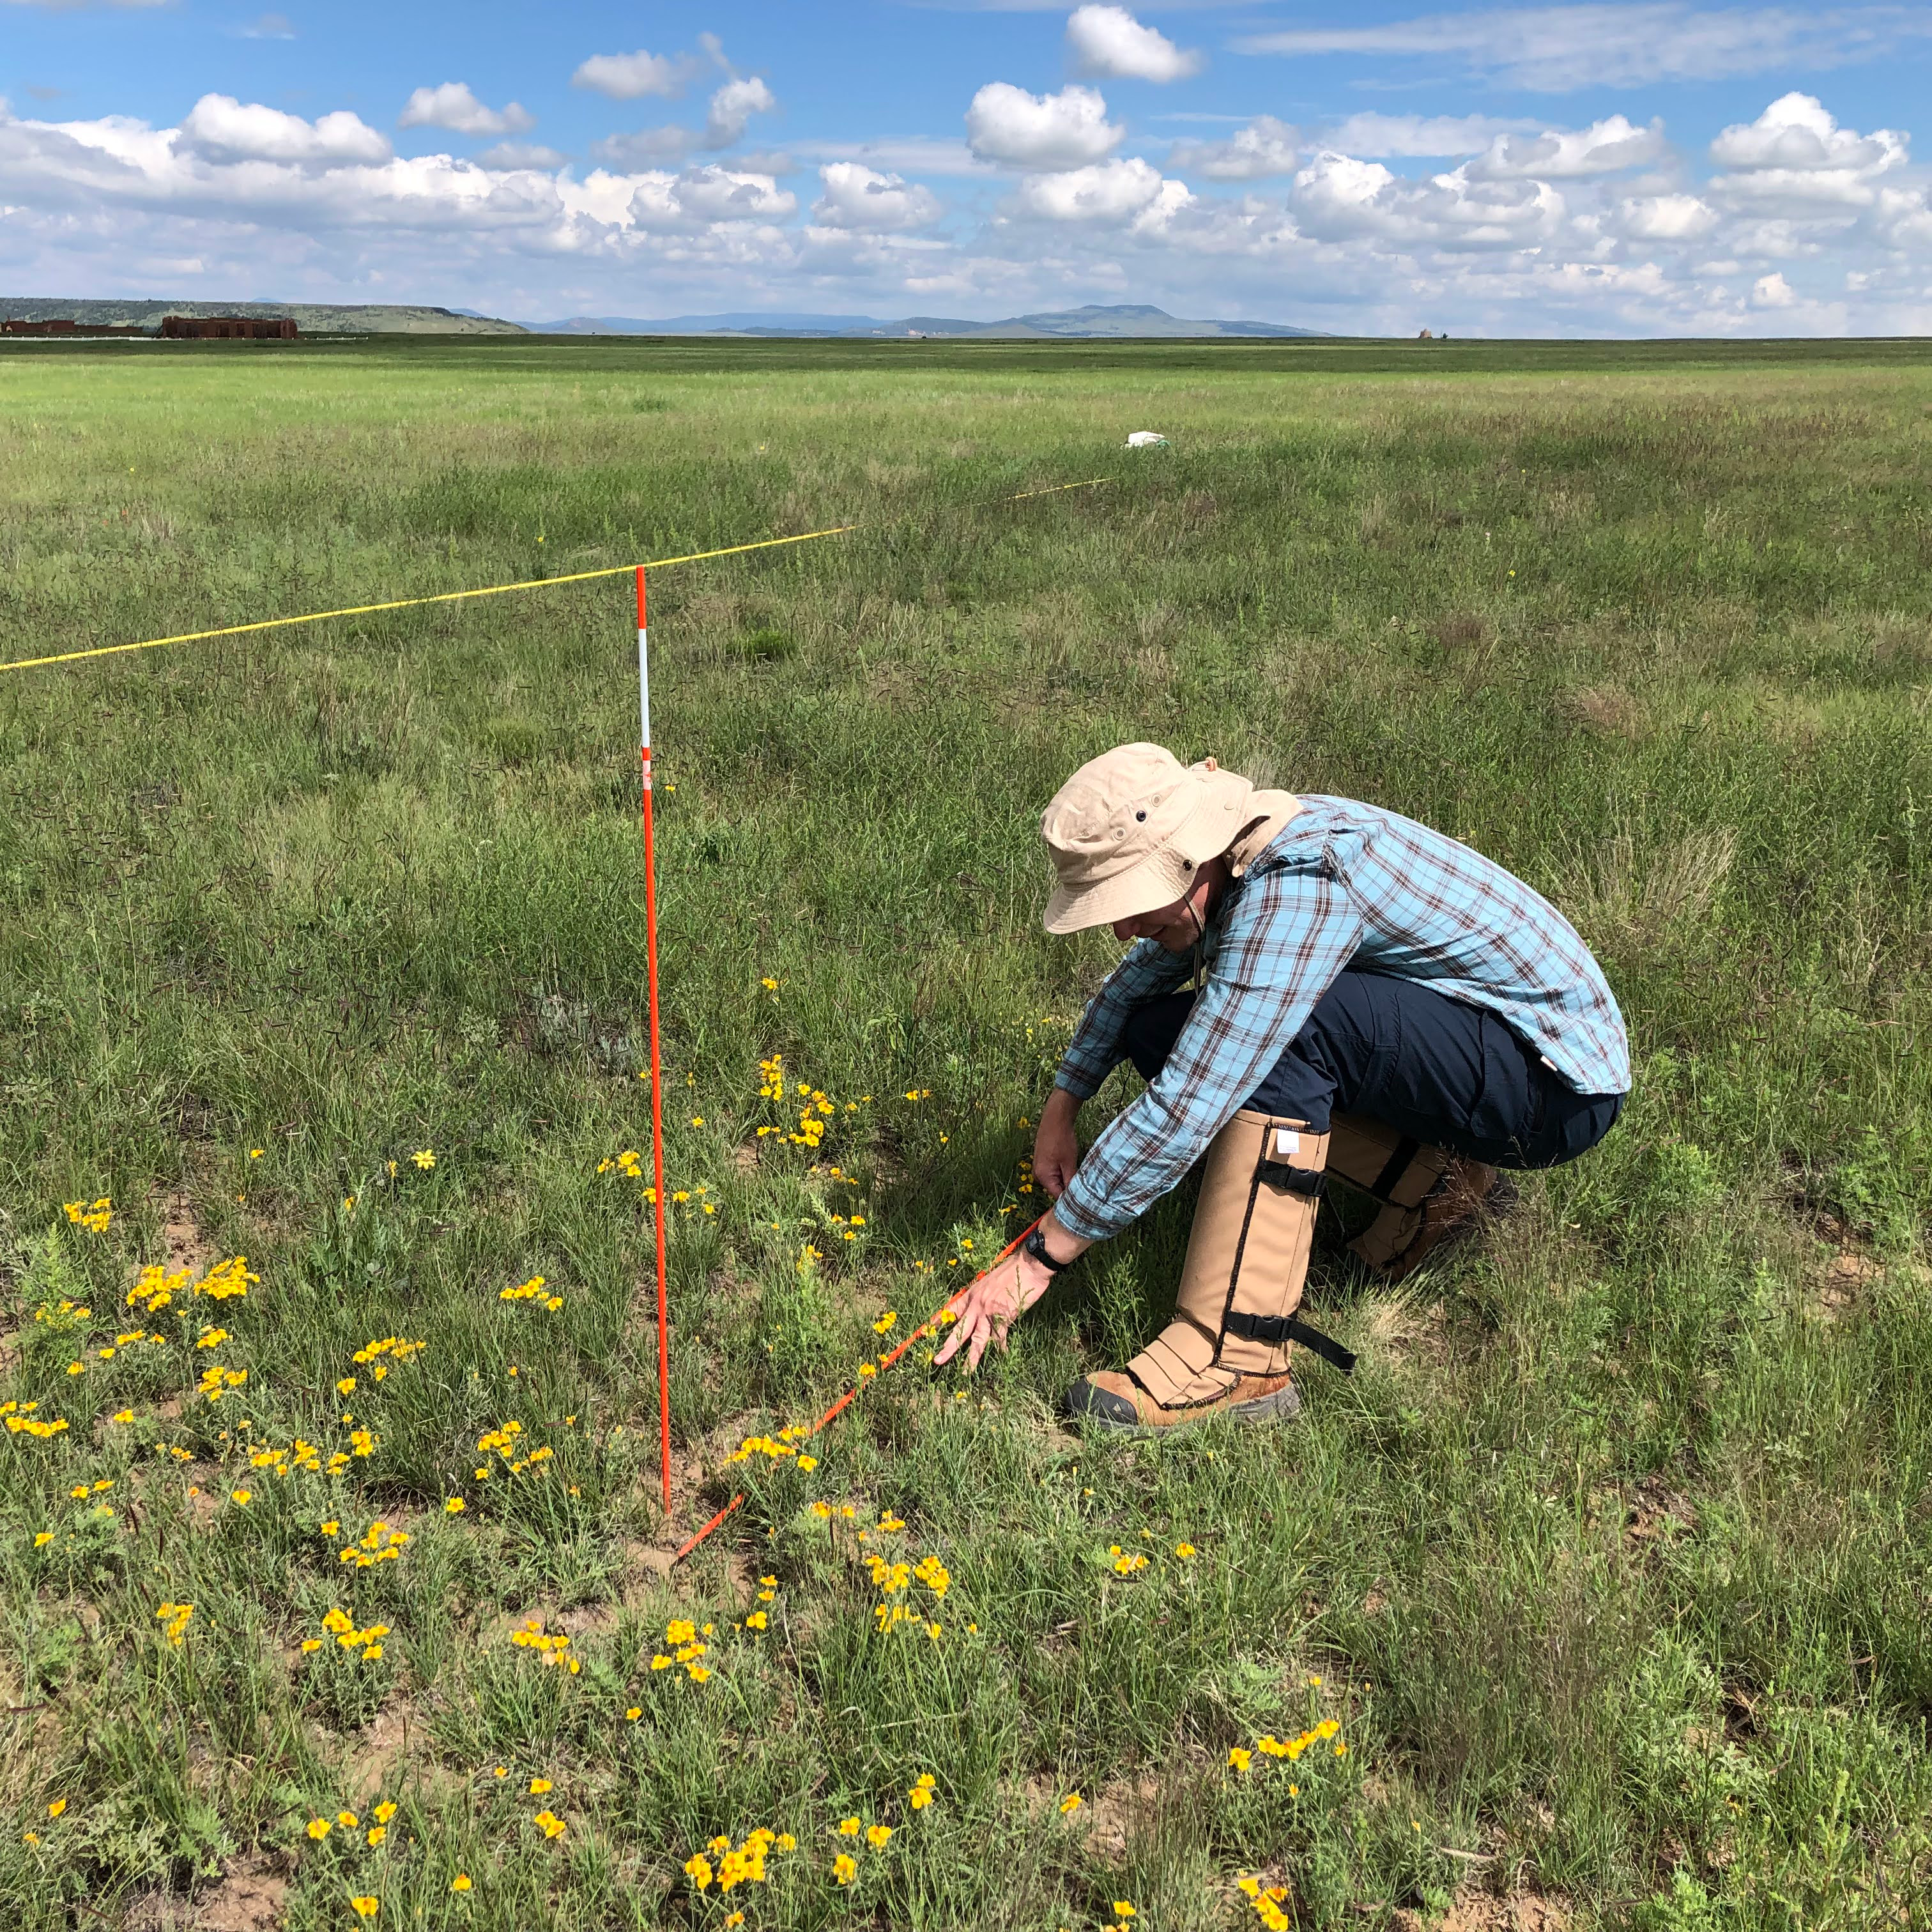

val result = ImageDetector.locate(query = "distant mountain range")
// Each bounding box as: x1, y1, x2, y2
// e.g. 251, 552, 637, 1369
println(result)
1, 298, 1325, 343
531, 303, 1324, 339
0, 298, 523, 335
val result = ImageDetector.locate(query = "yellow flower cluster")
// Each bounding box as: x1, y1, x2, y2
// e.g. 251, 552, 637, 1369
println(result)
908, 1774, 938, 1811
127, 1254, 256, 1318
195, 1363, 249, 1404
128, 1264, 191, 1314
307, 1608, 392, 1660
498, 1275, 563, 1310
309, 1800, 397, 1848
246, 1437, 333, 1479
533, 1809, 566, 1840
33, 1297, 92, 1331
509, 1617, 581, 1675
597, 1148, 645, 1179
64, 1197, 112, 1233
1, 1400, 68, 1439
735, 1574, 779, 1637
1238, 1876, 1294, 1930
684, 1825, 796, 1896
649, 1616, 714, 1682
868, 1543, 949, 1639
351, 1335, 427, 1375
339, 1521, 410, 1569
1108, 1545, 1149, 1575
155, 1600, 194, 1646
199, 1257, 257, 1300
724, 1422, 817, 1471
1227, 1719, 1345, 1779
473, 1420, 555, 1479
753, 1057, 871, 1149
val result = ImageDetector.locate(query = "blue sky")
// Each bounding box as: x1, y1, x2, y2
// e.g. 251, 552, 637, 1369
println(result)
4, 1, 1931, 334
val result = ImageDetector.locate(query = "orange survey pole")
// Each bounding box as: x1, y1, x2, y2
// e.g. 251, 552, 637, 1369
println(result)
671, 1213, 1045, 1563
638, 565, 673, 1515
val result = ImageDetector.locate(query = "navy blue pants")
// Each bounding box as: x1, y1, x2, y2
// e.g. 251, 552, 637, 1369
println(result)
1121, 970, 1623, 1171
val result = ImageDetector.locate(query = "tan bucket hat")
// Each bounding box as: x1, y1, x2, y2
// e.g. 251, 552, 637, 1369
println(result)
1039, 743, 1256, 934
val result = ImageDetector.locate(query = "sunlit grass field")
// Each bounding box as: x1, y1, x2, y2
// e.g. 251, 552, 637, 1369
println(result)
2, 332, 1930, 1931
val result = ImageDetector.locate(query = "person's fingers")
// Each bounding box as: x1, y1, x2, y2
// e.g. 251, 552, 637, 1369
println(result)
933, 1297, 979, 1366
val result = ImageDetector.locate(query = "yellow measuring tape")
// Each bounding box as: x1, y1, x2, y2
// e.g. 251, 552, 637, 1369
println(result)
0, 478, 1110, 677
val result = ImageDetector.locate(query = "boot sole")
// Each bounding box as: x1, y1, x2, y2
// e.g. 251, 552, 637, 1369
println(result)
1064, 1378, 1303, 1436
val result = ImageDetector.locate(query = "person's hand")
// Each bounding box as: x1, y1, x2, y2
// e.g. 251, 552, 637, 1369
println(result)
931, 1246, 1053, 1373
1033, 1090, 1081, 1199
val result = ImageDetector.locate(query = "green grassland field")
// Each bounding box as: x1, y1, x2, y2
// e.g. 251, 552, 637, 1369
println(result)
2, 332, 1931, 1931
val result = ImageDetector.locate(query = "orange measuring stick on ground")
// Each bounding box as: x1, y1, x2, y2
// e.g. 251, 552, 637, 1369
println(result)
671, 1215, 1044, 1563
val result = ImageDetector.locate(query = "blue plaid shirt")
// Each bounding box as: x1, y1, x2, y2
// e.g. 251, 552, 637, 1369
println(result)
1052, 795, 1630, 1243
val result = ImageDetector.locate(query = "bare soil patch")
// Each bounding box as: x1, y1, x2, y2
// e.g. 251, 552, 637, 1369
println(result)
126, 1853, 288, 1932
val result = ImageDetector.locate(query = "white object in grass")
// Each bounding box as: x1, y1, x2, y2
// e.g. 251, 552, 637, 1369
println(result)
1126, 430, 1169, 448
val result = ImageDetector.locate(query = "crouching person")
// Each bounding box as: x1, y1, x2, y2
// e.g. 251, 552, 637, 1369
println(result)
933, 744, 1629, 1431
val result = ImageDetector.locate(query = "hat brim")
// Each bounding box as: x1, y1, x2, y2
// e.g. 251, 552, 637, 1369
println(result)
1041, 767, 1254, 935
1043, 845, 1196, 935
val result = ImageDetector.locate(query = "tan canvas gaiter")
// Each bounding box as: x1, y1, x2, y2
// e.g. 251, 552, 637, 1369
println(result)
1125, 1110, 1327, 1410
1325, 1115, 1453, 1269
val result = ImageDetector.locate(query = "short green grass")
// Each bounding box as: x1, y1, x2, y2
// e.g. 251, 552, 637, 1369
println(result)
1, 334, 1930, 1931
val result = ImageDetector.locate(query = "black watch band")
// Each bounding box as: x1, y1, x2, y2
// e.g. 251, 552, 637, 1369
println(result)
1023, 1224, 1077, 1273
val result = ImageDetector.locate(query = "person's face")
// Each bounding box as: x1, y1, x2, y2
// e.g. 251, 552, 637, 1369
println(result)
1113, 870, 1212, 953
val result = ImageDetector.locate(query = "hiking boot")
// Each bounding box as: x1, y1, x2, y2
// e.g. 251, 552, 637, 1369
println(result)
1064, 1367, 1302, 1434
1059, 1109, 1328, 1433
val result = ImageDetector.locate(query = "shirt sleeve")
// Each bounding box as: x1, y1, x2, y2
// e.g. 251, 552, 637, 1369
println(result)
1053, 861, 1365, 1243
1052, 938, 1193, 1102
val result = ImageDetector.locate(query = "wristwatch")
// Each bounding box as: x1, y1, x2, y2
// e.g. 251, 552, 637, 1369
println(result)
1023, 1223, 1077, 1273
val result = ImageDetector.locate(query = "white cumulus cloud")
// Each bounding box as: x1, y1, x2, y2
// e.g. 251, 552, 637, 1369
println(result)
1013, 155, 1190, 226
1619, 191, 1719, 239
1292, 148, 1563, 250
967, 82, 1121, 171
705, 76, 777, 148
1066, 6, 1204, 83
1710, 91, 1903, 173
397, 83, 534, 139
629, 165, 796, 229
572, 49, 699, 100
1468, 114, 1667, 178
178, 95, 390, 166
1168, 116, 1299, 180
812, 162, 942, 231
1752, 269, 1797, 305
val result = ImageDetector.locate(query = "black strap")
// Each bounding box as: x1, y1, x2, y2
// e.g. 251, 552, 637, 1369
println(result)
1022, 1223, 1077, 1275
1370, 1135, 1420, 1199
1256, 1158, 1326, 1199
1225, 1310, 1357, 1374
